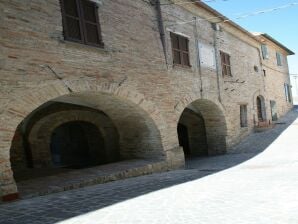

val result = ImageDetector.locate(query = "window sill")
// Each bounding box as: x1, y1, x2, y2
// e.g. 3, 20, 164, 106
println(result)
222, 75, 233, 79
173, 64, 192, 70
59, 39, 109, 54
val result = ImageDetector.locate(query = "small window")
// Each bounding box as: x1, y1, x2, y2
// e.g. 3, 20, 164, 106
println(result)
261, 44, 269, 59
170, 33, 190, 67
60, 0, 104, 47
276, 52, 282, 66
240, 105, 248, 127
263, 69, 266, 77
220, 51, 232, 76
284, 84, 292, 102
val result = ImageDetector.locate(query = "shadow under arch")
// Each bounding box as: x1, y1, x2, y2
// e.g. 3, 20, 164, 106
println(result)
177, 99, 228, 157
1, 108, 297, 222
1, 81, 170, 200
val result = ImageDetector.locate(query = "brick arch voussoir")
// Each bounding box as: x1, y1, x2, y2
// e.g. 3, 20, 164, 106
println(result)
2, 80, 168, 157
174, 94, 226, 120
66, 80, 167, 129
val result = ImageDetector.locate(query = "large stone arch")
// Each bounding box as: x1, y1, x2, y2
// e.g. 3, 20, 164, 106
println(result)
175, 96, 228, 156
0, 80, 170, 201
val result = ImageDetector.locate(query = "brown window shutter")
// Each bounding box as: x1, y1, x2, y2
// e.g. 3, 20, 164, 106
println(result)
60, 0, 84, 42
173, 50, 181, 64
220, 52, 225, 76
80, 0, 103, 46
220, 51, 232, 76
171, 33, 190, 66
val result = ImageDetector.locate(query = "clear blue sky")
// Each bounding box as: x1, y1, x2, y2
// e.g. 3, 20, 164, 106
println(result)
205, 0, 298, 75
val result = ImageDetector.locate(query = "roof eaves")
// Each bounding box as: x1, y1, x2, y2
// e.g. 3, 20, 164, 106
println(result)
254, 33, 295, 55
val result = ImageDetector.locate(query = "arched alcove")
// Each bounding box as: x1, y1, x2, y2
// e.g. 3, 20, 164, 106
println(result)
178, 99, 227, 157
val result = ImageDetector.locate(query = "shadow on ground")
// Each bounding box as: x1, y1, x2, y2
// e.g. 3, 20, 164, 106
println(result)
0, 107, 297, 224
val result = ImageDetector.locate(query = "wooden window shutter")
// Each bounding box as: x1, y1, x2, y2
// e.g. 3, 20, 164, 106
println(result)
180, 37, 190, 66
171, 33, 181, 65
80, 0, 103, 46
276, 52, 282, 66
220, 51, 231, 76
60, 0, 84, 42
60, 0, 104, 47
240, 105, 248, 127
171, 33, 190, 67
261, 44, 268, 59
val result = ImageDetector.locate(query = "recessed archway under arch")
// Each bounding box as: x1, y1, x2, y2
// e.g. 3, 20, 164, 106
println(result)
4, 85, 171, 200
177, 99, 227, 157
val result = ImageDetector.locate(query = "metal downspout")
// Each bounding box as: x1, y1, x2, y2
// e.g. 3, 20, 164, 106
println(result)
155, 0, 168, 66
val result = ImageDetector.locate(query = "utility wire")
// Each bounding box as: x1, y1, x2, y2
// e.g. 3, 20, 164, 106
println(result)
160, 0, 229, 6
165, 2, 298, 27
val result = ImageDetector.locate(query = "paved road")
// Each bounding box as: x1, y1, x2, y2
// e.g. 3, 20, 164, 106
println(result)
1, 107, 298, 224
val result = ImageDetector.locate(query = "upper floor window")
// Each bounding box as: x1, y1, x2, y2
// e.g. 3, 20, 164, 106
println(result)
276, 52, 283, 66
220, 51, 232, 76
60, 0, 104, 47
170, 33, 190, 67
261, 44, 269, 59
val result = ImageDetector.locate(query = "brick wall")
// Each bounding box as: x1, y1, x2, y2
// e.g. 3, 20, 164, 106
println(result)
0, 0, 293, 200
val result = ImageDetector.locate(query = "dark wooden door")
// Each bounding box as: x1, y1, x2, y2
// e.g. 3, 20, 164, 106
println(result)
257, 97, 263, 121
178, 123, 191, 156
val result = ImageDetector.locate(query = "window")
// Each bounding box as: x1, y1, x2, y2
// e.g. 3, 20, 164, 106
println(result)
170, 33, 190, 67
284, 84, 292, 103
263, 69, 266, 77
60, 0, 104, 47
220, 51, 232, 76
261, 44, 269, 59
276, 52, 282, 66
240, 105, 248, 127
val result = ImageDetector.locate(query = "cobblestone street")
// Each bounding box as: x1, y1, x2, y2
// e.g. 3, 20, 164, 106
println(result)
1, 107, 298, 224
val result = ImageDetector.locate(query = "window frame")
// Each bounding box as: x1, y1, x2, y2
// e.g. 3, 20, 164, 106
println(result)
60, 0, 104, 48
170, 32, 191, 67
220, 51, 232, 77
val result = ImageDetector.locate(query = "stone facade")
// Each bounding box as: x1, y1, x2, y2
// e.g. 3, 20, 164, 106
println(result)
253, 34, 294, 119
0, 0, 293, 201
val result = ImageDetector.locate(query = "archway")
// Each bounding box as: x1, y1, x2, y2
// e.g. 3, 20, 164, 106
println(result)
177, 99, 227, 157
6, 89, 167, 199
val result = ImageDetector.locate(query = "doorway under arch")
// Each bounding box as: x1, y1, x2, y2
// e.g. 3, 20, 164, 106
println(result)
256, 95, 266, 122
50, 121, 106, 168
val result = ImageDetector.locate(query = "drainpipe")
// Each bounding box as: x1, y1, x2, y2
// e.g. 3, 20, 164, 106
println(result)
193, 17, 203, 98
213, 23, 222, 103
154, 0, 168, 65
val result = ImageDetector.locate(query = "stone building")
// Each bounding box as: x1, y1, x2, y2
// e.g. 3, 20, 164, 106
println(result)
253, 33, 294, 121
0, 0, 294, 201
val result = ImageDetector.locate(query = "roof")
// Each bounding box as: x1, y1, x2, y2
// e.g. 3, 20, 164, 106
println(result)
252, 32, 295, 55
192, 1, 295, 55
